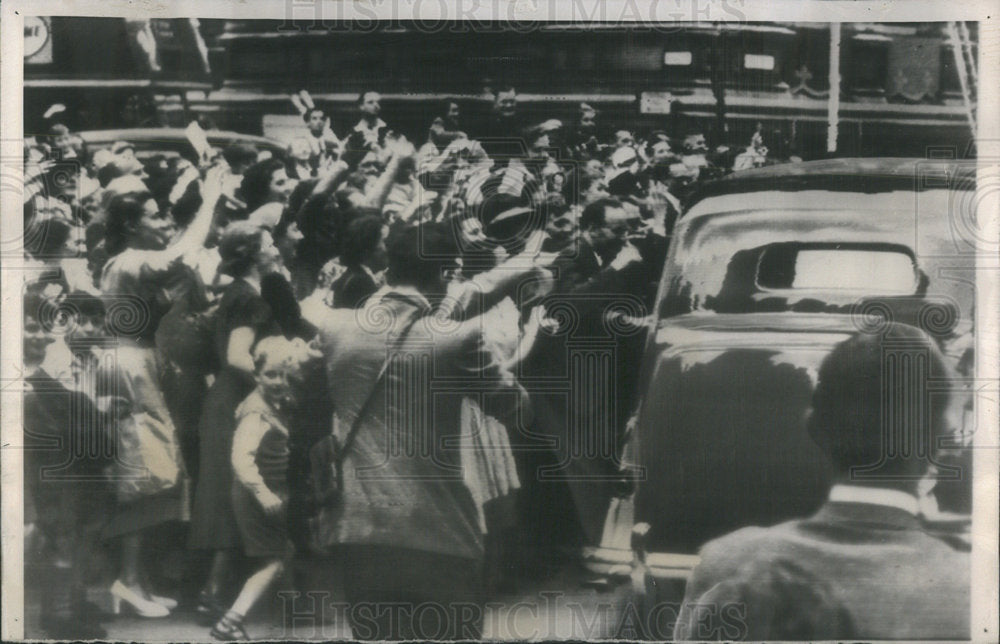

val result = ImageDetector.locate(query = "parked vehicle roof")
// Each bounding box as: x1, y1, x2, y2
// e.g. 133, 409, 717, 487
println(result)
77, 128, 286, 156
685, 157, 976, 212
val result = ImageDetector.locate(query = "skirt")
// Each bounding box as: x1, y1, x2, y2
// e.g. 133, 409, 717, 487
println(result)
188, 368, 252, 550
102, 486, 187, 539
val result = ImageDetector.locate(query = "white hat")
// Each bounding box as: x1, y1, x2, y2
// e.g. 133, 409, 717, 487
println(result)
104, 174, 148, 196
607, 146, 639, 180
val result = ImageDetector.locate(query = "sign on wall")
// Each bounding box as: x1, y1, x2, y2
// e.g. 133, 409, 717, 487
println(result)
24, 17, 53, 65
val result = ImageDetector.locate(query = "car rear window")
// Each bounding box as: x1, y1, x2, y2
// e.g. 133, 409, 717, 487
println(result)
756, 245, 918, 293
660, 241, 923, 317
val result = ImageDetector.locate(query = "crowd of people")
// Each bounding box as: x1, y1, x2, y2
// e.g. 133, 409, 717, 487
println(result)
22, 87, 795, 640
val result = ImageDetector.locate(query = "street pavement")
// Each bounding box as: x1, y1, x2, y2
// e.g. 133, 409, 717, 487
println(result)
25, 560, 635, 640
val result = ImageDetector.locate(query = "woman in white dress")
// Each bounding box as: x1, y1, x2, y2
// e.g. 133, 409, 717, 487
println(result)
98, 168, 224, 617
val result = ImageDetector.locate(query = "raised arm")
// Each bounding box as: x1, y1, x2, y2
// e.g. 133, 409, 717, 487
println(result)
310, 159, 350, 199
157, 164, 226, 265
444, 230, 556, 320
364, 140, 416, 211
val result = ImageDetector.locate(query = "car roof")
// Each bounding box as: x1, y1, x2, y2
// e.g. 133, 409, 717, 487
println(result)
669, 159, 979, 324
685, 157, 976, 212
77, 128, 286, 153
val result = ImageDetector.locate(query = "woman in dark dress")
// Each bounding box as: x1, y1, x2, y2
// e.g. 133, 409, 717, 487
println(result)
189, 221, 284, 616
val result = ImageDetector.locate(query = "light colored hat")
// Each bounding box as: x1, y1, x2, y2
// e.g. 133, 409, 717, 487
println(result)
610, 146, 639, 168
607, 146, 639, 181
537, 119, 563, 133
91, 148, 114, 169
104, 173, 148, 197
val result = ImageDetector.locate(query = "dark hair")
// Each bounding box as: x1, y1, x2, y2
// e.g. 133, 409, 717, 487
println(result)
24, 216, 72, 259
340, 146, 369, 171
142, 154, 170, 181
63, 289, 106, 318
240, 158, 286, 213
170, 179, 204, 228
439, 98, 459, 118
340, 214, 384, 268
523, 124, 548, 148
144, 159, 179, 208
303, 106, 325, 123
808, 324, 950, 478
357, 91, 378, 106
260, 272, 304, 339
23, 287, 61, 331
580, 197, 622, 230
217, 220, 267, 278
222, 143, 259, 171
97, 162, 126, 188
105, 191, 155, 256
287, 178, 317, 220
386, 222, 458, 291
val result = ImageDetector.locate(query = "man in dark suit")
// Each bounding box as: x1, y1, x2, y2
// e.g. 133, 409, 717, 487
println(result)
515, 198, 655, 556
673, 323, 970, 641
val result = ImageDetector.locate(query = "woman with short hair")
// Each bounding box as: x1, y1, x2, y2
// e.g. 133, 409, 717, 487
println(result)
189, 221, 285, 619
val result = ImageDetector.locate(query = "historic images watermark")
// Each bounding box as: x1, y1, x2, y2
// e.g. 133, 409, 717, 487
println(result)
278, 0, 748, 33
276, 590, 749, 640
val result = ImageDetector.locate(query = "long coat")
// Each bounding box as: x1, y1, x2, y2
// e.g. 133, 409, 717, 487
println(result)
314, 286, 527, 561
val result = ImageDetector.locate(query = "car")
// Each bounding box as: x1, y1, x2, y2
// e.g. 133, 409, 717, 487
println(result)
584, 158, 978, 638
75, 127, 287, 161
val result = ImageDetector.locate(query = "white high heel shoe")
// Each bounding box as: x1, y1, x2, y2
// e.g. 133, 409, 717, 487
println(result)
149, 594, 178, 610
109, 580, 170, 618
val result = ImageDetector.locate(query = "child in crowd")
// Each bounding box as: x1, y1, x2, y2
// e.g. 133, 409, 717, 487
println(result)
23, 290, 112, 638
210, 336, 316, 641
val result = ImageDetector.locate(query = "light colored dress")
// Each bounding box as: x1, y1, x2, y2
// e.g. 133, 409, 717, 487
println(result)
98, 248, 190, 537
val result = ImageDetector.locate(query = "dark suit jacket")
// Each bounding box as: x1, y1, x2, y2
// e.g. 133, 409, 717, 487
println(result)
331, 266, 378, 309
673, 500, 971, 640
517, 238, 651, 545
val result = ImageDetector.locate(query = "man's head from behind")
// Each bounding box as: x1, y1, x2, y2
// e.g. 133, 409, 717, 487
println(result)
808, 324, 952, 487
222, 143, 259, 176
385, 222, 460, 297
